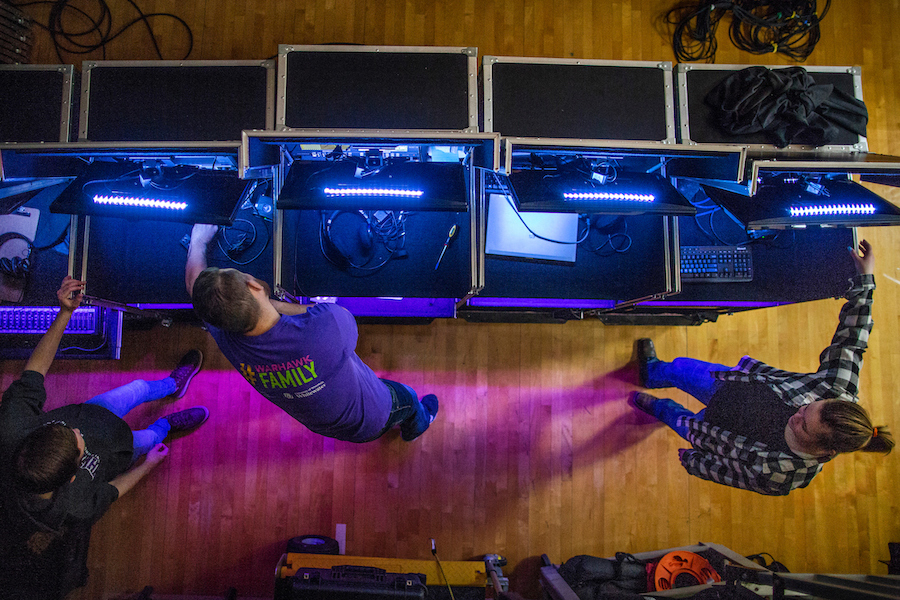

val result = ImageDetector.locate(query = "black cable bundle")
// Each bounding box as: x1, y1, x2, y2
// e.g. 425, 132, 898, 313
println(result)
666, 0, 830, 63
8, 0, 192, 63
666, 0, 727, 62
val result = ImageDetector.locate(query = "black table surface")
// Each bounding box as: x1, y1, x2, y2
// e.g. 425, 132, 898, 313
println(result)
9, 193, 857, 309
79, 206, 273, 305
281, 209, 474, 298
480, 213, 674, 301
673, 211, 856, 304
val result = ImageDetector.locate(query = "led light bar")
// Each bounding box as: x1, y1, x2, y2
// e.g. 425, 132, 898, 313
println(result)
563, 192, 655, 202
93, 194, 188, 210
324, 187, 424, 198
789, 203, 877, 217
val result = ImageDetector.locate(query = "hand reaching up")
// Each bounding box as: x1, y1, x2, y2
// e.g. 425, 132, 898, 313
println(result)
849, 239, 874, 276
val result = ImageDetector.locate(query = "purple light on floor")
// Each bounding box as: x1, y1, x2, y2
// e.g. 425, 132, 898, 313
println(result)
332, 297, 457, 317
114, 300, 458, 318
467, 297, 616, 309
127, 303, 194, 310
638, 300, 783, 308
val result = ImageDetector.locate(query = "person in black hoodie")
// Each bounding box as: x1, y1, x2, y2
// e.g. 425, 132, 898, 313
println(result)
0, 276, 208, 599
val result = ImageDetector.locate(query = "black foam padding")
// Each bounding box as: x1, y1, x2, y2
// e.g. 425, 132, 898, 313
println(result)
283, 51, 471, 130
85, 65, 269, 141
0, 70, 66, 142
489, 62, 670, 140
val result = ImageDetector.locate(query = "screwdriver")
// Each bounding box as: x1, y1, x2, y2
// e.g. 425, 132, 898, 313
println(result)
434, 224, 458, 270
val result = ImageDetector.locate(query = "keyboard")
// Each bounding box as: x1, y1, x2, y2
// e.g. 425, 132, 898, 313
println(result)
680, 246, 753, 283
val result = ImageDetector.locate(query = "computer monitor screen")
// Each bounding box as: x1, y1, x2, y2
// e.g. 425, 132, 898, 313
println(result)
485, 193, 578, 262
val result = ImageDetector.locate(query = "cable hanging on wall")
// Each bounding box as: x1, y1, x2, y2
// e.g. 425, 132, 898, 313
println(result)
666, 0, 831, 63
8, 0, 193, 64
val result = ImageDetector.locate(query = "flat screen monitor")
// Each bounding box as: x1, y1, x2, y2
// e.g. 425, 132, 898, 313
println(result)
485, 193, 578, 262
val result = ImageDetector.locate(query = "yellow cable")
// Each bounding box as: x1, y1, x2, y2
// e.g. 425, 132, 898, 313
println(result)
431, 539, 456, 600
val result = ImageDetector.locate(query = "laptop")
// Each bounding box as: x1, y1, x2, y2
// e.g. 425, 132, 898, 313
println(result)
485, 193, 578, 262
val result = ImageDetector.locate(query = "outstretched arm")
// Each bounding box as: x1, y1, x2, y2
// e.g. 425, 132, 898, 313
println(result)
816, 239, 875, 396
110, 443, 169, 498
24, 276, 84, 376
186, 224, 218, 296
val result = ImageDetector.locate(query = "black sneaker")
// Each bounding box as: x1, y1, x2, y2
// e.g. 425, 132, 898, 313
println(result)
630, 391, 659, 418
164, 406, 209, 432
421, 394, 439, 424
169, 349, 203, 399
635, 338, 658, 388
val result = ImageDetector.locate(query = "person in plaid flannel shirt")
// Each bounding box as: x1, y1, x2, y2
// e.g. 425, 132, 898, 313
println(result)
631, 239, 893, 495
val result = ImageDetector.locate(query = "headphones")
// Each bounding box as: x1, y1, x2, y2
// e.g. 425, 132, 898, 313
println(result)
589, 214, 626, 234
0, 232, 33, 279
320, 210, 375, 268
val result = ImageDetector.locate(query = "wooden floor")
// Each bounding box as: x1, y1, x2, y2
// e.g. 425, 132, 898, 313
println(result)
5, 0, 900, 597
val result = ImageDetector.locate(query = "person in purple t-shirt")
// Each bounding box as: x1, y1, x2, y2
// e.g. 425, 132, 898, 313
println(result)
185, 224, 438, 443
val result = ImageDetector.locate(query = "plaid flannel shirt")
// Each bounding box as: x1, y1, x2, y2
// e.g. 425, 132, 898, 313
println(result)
677, 273, 875, 496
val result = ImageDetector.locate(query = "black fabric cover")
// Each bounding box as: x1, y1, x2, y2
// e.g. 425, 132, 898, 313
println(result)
705, 66, 868, 148
557, 554, 648, 599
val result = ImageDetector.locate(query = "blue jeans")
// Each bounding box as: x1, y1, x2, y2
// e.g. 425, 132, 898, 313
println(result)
375, 379, 431, 442
85, 378, 176, 461
644, 357, 733, 440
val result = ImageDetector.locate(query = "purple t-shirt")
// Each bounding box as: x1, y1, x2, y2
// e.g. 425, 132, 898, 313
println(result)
207, 303, 391, 442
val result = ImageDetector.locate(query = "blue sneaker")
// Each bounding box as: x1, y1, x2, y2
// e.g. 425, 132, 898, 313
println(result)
401, 394, 439, 442
421, 394, 439, 424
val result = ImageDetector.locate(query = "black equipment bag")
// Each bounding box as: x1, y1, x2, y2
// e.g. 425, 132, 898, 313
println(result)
557, 553, 649, 600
